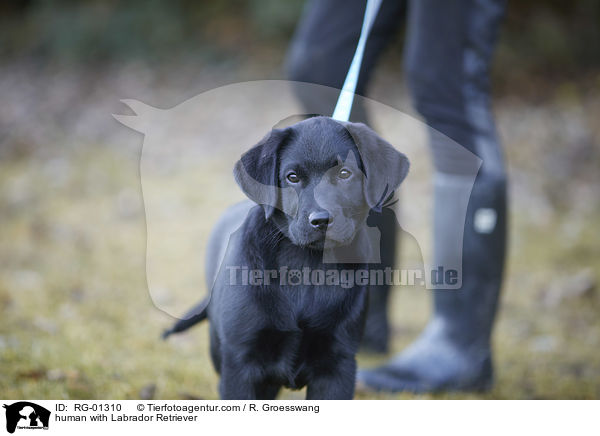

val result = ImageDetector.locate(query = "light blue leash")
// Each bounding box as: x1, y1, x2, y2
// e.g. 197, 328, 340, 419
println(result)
331, 0, 383, 122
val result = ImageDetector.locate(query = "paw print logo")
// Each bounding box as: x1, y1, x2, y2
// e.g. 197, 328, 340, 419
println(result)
287, 270, 302, 286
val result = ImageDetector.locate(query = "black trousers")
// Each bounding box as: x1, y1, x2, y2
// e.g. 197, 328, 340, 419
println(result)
286, 0, 508, 350
286, 0, 506, 176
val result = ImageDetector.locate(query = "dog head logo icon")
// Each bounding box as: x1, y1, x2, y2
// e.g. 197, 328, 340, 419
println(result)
3, 402, 50, 433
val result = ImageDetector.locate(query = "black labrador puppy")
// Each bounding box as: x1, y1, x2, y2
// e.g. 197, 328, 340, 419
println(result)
164, 116, 409, 399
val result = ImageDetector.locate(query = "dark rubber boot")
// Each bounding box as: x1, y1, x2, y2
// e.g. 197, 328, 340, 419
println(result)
360, 206, 398, 353
357, 170, 506, 392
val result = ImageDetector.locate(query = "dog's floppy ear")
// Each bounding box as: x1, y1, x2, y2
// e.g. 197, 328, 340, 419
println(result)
234, 128, 295, 219
341, 121, 410, 210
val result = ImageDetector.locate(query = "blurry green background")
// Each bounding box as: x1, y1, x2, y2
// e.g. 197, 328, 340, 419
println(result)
1, 0, 600, 88
1, 1, 599, 399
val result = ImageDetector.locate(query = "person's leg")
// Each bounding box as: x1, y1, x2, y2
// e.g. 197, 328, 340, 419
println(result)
286, 0, 405, 352
286, 0, 405, 124
358, 0, 508, 392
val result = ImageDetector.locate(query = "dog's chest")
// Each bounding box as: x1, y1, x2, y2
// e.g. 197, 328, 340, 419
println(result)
243, 238, 367, 389
274, 250, 350, 321
253, 304, 343, 390
259, 266, 364, 389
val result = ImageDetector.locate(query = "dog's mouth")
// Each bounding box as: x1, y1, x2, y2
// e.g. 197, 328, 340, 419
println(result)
295, 230, 356, 250
288, 213, 361, 250
301, 239, 347, 251
293, 232, 326, 250
304, 239, 326, 250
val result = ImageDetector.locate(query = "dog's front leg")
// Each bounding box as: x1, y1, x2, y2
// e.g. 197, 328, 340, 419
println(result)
219, 352, 257, 400
306, 356, 357, 400
219, 377, 255, 400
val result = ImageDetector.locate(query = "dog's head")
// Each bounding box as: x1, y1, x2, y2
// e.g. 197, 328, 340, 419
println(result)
234, 116, 409, 249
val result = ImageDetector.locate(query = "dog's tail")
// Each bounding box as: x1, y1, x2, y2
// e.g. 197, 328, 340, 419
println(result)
161, 296, 209, 340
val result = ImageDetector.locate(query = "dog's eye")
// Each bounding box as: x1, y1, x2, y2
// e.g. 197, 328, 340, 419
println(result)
286, 172, 300, 183
338, 168, 352, 179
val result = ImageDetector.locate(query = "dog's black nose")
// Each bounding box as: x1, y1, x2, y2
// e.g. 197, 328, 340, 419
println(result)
309, 211, 332, 230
